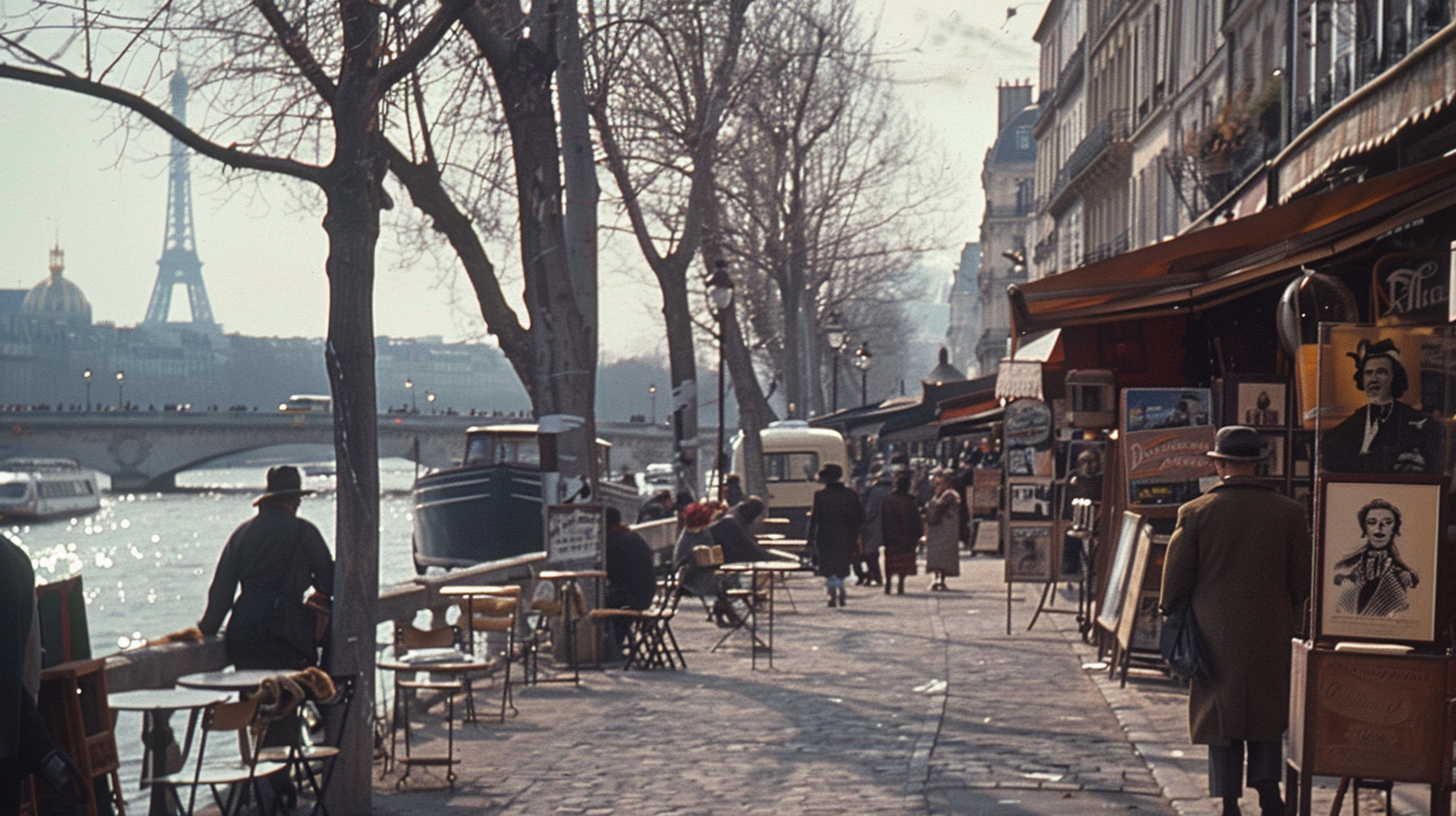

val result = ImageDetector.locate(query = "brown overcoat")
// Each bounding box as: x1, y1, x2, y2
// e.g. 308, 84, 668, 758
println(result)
1159, 478, 1310, 745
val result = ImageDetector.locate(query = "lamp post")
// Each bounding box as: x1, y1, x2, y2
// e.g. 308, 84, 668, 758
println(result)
852, 342, 873, 405
426, 391, 437, 414
405, 377, 416, 414
649, 384, 657, 425
824, 312, 847, 412
115, 370, 125, 411
83, 369, 92, 412
708, 261, 736, 497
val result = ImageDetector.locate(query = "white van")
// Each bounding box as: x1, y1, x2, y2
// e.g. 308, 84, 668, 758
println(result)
730, 420, 849, 538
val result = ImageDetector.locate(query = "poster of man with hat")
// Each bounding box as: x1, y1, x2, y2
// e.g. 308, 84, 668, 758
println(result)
1319, 331, 1445, 474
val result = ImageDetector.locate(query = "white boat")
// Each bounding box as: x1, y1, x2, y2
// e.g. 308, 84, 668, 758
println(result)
0, 458, 102, 520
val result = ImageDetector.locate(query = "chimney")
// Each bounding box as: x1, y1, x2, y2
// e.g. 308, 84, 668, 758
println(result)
998, 81, 1034, 132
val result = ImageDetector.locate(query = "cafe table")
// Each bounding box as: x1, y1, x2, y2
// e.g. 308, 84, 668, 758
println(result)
535, 570, 607, 684
716, 560, 806, 670
175, 669, 293, 695
109, 688, 228, 816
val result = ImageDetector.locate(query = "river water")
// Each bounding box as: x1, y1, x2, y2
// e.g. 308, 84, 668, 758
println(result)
9, 459, 422, 655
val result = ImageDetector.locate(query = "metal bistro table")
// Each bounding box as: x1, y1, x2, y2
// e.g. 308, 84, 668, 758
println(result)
535, 570, 607, 685
717, 560, 806, 670
175, 669, 294, 695
109, 688, 228, 816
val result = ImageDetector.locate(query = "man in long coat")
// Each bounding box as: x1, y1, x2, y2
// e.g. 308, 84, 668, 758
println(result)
806, 464, 864, 608
1160, 426, 1309, 816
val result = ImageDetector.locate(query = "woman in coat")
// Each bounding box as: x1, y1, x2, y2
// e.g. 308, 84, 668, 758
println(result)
1160, 426, 1310, 816
880, 471, 923, 595
922, 469, 961, 590
806, 464, 865, 607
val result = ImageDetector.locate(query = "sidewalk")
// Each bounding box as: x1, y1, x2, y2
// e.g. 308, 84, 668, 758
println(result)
371, 554, 1409, 815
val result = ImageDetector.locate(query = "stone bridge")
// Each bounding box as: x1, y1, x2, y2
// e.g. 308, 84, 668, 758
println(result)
0, 412, 679, 490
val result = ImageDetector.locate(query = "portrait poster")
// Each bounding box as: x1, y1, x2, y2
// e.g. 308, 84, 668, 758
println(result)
1009, 478, 1054, 520
1316, 323, 1452, 476
1003, 398, 1054, 476
1223, 376, 1288, 428
1096, 511, 1144, 633
1005, 523, 1057, 583
1317, 478, 1444, 644
1124, 426, 1217, 506
1122, 388, 1213, 432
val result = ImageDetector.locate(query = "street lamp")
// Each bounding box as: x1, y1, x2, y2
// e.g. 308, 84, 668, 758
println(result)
648, 384, 658, 425
852, 342, 874, 405
708, 261, 736, 496
83, 369, 92, 412
115, 370, 125, 411
405, 377, 416, 414
824, 312, 848, 412
426, 391, 436, 414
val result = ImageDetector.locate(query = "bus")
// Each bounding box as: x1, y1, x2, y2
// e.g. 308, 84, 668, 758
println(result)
278, 394, 332, 413
730, 420, 849, 538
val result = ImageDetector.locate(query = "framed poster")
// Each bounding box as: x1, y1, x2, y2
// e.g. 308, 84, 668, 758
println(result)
1124, 426, 1217, 505
1254, 432, 1285, 478
1005, 523, 1057, 583
1116, 525, 1165, 654
1003, 398, 1054, 476
1316, 324, 1449, 475
1123, 388, 1213, 432
971, 468, 1001, 515
1008, 478, 1054, 520
1223, 375, 1288, 428
971, 519, 1001, 554
1096, 511, 1144, 633
546, 503, 605, 566
1128, 591, 1164, 652
1315, 476, 1445, 645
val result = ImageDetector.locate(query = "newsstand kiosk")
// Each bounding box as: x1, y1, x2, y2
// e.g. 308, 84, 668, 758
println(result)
1286, 321, 1456, 815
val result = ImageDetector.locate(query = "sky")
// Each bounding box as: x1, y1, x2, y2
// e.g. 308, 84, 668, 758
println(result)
0, 1, 1040, 362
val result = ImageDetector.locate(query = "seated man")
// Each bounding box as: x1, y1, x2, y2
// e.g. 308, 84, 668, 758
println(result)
603, 507, 657, 656
709, 496, 772, 563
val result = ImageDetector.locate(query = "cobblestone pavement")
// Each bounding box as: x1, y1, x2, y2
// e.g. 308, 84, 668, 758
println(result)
370, 553, 1412, 815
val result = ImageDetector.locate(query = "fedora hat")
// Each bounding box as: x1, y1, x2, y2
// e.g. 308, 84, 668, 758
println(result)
817, 463, 844, 483
254, 465, 315, 506
1206, 426, 1266, 461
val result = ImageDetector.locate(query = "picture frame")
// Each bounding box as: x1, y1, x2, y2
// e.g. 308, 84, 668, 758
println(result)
971, 519, 1001, 554
1005, 523, 1057, 583
1123, 388, 1213, 432
1128, 590, 1164, 652
1096, 511, 1144, 633
1254, 432, 1285, 478
1116, 525, 1165, 654
1315, 475, 1447, 646
1223, 375, 1288, 428
1008, 478, 1055, 521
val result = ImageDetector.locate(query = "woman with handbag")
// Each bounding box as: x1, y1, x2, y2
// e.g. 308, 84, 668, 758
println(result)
1160, 427, 1309, 816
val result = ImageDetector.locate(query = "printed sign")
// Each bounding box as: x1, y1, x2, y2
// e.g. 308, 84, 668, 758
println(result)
1124, 426, 1216, 505
1374, 251, 1447, 324
1003, 398, 1054, 476
546, 503, 604, 566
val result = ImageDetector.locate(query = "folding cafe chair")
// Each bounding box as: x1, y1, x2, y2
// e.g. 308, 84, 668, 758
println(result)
590, 564, 689, 670
466, 596, 520, 722
385, 625, 469, 788
256, 675, 355, 816
146, 696, 288, 816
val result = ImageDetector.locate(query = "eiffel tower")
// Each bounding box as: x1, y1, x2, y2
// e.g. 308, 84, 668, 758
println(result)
143, 66, 219, 331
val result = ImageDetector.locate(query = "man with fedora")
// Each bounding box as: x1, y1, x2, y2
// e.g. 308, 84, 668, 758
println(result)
195, 466, 334, 669
805, 464, 864, 607
1160, 427, 1310, 816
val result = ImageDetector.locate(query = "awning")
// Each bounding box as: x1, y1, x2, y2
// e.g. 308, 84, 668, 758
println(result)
871, 375, 996, 442
1010, 328, 1063, 362
1009, 151, 1456, 334
810, 396, 919, 435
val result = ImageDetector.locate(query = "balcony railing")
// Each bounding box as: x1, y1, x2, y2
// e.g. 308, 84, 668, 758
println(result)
1049, 108, 1129, 205
1083, 232, 1130, 264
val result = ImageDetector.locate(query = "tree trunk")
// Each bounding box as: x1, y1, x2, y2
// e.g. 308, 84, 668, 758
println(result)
659, 270, 701, 498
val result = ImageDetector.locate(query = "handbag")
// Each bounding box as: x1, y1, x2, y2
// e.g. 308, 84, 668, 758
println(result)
1159, 598, 1210, 680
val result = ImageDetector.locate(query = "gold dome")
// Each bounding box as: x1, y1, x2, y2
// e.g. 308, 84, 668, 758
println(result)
22, 245, 92, 324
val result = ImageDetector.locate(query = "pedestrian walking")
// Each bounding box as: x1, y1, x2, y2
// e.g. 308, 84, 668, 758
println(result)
856, 469, 891, 586
923, 469, 961, 590
1160, 426, 1310, 816
880, 471, 923, 595
805, 464, 865, 607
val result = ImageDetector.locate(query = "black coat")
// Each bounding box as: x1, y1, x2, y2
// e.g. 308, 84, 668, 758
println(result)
709, 515, 772, 564
198, 504, 334, 669
605, 526, 657, 611
2, 534, 54, 770
1321, 401, 1444, 473
806, 483, 865, 579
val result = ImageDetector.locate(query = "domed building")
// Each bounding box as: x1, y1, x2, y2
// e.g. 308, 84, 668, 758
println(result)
22, 245, 93, 327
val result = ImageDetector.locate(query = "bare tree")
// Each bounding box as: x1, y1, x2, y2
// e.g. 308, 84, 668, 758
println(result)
586, 0, 753, 497
716, 0, 949, 418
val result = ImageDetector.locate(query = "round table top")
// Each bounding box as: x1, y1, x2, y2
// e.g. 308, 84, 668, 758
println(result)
439, 584, 520, 596
109, 688, 228, 711
175, 669, 293, 692
719, 560, 805, 572
377, 658, 494, 673
538, 569, 607, 580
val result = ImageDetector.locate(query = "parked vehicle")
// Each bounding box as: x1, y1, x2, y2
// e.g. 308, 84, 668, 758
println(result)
0, 458, 102, 520
730, 420, 849, 538
277, 394, 332, 413
410, 423, 637, 572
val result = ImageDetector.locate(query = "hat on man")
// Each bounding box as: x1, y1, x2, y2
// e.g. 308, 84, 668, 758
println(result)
254, 465, 316, 506
817, 463, 844, 483
1206, 426, 1266, 461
